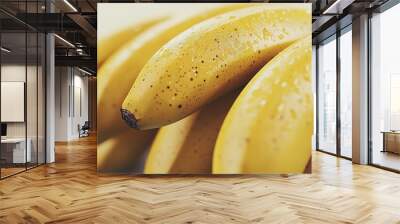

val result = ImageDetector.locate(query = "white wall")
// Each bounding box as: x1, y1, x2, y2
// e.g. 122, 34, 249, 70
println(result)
1, 65, 38, 138
72, 73, 89, 138
1, 65, 26, 139
55, 67, 89, 141
55, 66, 70, 141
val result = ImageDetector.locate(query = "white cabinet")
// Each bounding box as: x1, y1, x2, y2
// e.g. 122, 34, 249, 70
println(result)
1, 138, 32, 163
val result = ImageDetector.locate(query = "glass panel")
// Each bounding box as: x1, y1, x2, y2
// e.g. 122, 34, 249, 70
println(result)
0, 1, 46, 179
27, 31, 38, 169
371, 4, 400, 171
26, 0, 39, 169
38, 32, 45, 165
1, 30, 27, 177
340, 28, 352, 158
318, 36, 337, 154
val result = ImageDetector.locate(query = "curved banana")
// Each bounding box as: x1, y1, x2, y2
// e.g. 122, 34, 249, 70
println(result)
98, 17, 167, 66
144, 90, 239, 174
97, 129, 156, 173
121, 4, 311, 130
98, 4, 250, 141
97, 18, 168, 170
213, 37, 313, 174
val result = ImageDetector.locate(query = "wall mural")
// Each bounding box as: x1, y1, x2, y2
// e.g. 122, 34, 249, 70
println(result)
97, 3, 313, 174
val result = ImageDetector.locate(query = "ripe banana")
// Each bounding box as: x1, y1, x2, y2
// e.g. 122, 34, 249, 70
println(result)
97, 17, 167, 171
98, 17, 166, 65
144, 90, 239, 174
213, 37, 313, 174
97, 129, 156, 173
97, 4, 251, 174
98, 4, 250, 141
121, 4, 311, 130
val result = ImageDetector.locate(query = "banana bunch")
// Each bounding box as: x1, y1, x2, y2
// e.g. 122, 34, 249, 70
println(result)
97, 4, 251, 172
99, 4, 312, 174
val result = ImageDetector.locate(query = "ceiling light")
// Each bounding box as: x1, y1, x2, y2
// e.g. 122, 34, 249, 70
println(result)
76, 48, 85, 55
54, 34, 75, 48
1, 47, 11, 53
63, 0, 78, 12
322, 0, 354, 15
323, 0, 343, 14
78, 67, 93, 76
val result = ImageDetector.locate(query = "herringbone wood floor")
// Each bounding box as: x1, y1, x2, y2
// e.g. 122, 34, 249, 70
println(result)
1, 135, 400, 224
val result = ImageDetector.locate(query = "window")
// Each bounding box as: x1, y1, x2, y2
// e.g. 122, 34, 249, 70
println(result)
317, 36, 337, 154
390, 74, 400, 130
312, 45, 317, 151
370, 3, 400, 171
339, 27, 352, 158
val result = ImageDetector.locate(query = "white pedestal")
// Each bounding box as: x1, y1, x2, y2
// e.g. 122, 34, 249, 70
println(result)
1, 138, 32, 163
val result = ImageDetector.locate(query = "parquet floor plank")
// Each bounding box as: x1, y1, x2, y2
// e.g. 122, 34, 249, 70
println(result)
1, 135, 400, 223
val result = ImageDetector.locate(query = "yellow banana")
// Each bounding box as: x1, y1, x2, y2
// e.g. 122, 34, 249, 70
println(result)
98, 17, 166, 65
144, 90, 239, 174
97, 129, 156, 173
98, 4, 250, 141
213, 37, 313, 174
97, 18, 168, 171
121, 4, 311, 130
97, 4, 251, 173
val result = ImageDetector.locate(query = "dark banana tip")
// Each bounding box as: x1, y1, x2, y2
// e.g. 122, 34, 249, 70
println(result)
120, 108, 139, 129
